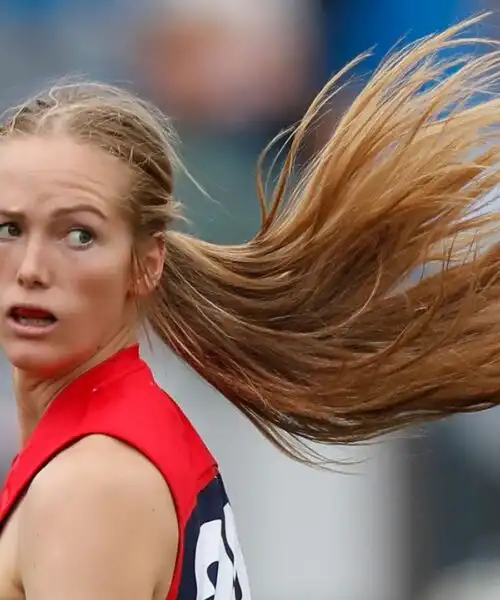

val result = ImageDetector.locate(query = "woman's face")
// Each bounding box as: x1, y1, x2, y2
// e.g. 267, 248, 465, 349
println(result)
0, 135, 140, 377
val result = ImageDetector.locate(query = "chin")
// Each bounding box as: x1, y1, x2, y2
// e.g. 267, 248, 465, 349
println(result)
8, 354, 65, 379
4, 341, 77, 379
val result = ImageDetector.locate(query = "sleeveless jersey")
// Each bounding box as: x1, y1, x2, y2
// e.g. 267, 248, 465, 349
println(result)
0, 345, 251, 600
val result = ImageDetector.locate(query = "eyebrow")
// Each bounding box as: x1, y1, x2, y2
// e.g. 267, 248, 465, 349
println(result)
0, 204, 108, 221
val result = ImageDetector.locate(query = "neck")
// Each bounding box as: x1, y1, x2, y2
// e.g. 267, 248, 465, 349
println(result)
13, 331, 136, 445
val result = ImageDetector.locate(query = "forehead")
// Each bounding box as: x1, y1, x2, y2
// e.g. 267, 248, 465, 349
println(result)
0, 135, 130, 214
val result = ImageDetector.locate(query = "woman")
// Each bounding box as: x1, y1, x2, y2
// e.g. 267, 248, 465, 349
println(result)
0, 17, 500, 600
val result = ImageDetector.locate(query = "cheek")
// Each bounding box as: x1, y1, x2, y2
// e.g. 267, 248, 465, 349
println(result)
69, 251, 133, 319
0, 245, 22, 280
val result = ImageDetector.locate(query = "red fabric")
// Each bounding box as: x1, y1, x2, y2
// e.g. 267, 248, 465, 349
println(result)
0, 345, 218, 600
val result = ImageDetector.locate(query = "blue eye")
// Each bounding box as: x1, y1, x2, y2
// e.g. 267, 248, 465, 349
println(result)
0, 222, 21, 239
66, 228, 94, 249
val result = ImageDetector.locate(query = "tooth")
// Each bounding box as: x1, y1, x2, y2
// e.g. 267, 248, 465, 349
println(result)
18, 317, 53, 326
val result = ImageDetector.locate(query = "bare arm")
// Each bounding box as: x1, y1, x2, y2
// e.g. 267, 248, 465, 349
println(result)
17, 435, 178, 600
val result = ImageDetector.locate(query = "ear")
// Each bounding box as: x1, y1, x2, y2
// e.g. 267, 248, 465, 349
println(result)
132, 235, 166, 298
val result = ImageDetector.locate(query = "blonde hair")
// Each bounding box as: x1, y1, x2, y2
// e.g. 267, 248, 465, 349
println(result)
4, 16, 500, 461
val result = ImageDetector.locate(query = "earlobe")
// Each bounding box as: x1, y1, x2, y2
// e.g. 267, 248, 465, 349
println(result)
147, 261, 165, 292
131, 267, 162, 299
150, 237, 166, 291
132, 237, 166, 298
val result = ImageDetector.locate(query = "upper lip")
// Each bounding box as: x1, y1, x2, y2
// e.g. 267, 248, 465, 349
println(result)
7, 303, 57, 320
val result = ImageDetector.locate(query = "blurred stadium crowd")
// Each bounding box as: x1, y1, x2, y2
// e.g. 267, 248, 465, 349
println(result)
0, 1, 500, 599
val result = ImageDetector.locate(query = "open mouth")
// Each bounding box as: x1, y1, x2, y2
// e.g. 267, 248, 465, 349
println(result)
8, 306, 57, 327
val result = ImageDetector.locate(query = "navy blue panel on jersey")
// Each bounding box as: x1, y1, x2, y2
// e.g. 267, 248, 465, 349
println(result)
177, 475, 251, 600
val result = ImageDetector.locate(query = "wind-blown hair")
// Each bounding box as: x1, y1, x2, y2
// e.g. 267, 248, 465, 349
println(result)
4, 16, 500, 461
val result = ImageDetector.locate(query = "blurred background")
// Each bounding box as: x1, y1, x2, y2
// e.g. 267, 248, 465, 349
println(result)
0, 1, 500, 599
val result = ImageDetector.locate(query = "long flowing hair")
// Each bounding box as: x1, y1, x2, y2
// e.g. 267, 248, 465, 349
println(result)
5, 16, 500, 461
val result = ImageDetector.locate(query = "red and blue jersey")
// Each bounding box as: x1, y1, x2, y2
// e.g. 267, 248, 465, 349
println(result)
0, 345, 251, 599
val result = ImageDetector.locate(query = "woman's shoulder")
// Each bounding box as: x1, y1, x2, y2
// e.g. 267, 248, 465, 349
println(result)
18, 434, 178, 599
28, 433, 173, 498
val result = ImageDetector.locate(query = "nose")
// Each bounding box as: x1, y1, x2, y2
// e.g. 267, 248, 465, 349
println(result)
16, 238, 51, 289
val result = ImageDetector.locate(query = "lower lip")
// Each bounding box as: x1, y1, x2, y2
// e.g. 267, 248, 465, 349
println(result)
7, 316, 57, 338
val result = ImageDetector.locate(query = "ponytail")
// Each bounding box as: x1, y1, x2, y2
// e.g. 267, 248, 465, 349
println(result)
149, 16, 500, 461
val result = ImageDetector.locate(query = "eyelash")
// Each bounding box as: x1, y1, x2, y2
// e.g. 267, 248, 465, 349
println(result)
0, 222, 21, 239
66, 227, 95, 249
0, 222, 96, 248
